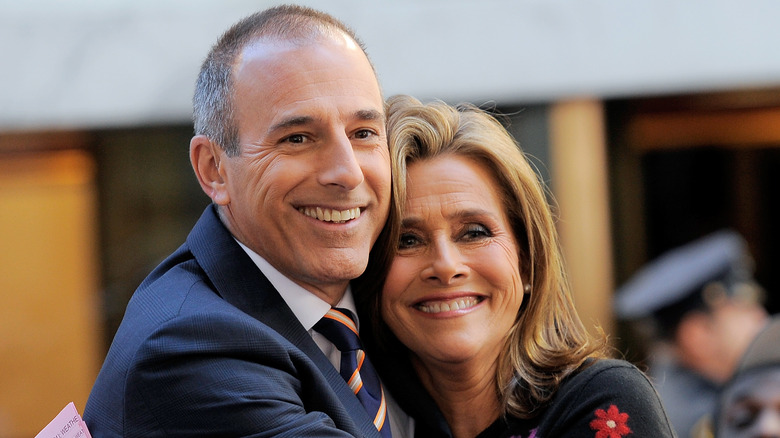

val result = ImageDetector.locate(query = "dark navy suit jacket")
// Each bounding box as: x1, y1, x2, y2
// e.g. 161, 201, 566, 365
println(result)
84, 205, 382, 437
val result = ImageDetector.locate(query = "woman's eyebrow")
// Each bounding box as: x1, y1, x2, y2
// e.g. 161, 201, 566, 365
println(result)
400, 208, 494, 227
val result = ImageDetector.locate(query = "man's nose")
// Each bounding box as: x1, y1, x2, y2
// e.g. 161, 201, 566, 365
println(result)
317, 133, 364, 190
752, 407, 780, 437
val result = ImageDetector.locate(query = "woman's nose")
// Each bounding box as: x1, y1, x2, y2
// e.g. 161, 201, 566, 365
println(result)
423, 238, 468, 284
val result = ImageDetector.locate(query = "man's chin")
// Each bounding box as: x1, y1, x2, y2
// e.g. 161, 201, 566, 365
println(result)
318, 254, 369, 276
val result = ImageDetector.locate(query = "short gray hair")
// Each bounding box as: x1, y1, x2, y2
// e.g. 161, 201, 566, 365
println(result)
192, 5, 370, 156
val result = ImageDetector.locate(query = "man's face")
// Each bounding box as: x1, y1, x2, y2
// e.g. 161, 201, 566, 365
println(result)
217, 35, 390, 303
709, 300, 769, 381
718, 369, 780, 438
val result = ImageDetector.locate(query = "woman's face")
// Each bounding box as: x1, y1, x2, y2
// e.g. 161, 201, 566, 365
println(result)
381, 154, 525, 367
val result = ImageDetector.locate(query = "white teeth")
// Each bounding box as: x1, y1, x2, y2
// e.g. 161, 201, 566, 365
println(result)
298, 207, 361, 223
418, 297, 479, 314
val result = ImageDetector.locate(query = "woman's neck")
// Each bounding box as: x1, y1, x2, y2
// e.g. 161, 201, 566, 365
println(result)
413, 356, 502, 438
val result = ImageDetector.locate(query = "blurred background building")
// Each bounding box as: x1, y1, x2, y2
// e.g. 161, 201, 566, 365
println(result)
2, 1, 779, 436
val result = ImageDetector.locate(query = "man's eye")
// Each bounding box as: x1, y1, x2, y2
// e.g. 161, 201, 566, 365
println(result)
727, 405, 759, 430
284, 134, 306, 144
354, 129, 375, 140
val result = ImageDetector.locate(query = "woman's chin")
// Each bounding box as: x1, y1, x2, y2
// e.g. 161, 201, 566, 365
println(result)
412, 342, 487, 368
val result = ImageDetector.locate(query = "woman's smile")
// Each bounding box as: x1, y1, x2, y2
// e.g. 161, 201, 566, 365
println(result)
414, 295, 485, 315
381, 154, 525, 366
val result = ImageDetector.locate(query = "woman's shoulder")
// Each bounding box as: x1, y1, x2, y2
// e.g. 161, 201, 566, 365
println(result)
532, 358, 676, 438
555, 358, 665, 414
563, 358, 647, 389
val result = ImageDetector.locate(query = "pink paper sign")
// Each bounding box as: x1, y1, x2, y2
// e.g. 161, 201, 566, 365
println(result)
35, 402, 92, 438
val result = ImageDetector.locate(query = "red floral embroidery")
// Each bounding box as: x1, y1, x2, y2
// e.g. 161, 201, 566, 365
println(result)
589, 405, 631, 438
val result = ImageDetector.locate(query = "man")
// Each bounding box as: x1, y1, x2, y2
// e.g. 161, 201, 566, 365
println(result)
715, 315, 780, 438
614, 230, 769, 438
84, 5, 409, 437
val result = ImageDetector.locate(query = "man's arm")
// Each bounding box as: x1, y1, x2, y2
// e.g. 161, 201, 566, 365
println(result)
124, 311, 367, 437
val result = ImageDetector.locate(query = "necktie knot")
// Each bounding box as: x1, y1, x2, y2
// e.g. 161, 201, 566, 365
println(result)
314, 307, 362, 352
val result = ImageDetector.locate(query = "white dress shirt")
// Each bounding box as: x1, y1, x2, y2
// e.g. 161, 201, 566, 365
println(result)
235, 240, 414, 437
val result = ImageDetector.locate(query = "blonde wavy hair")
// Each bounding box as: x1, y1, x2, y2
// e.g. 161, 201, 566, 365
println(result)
356, 95, 607, 419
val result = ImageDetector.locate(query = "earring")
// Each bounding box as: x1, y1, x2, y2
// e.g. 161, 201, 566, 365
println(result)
524, 283, 531, 294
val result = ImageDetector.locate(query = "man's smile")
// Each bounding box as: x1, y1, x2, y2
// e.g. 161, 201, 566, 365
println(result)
298, 206, 362, 223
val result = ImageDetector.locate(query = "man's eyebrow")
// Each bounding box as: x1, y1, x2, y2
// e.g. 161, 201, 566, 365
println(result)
355, 109, 383, 121
267, 115, 315, 135
267, 109, 381, 135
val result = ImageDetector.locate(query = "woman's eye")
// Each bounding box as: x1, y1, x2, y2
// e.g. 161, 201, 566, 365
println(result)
463, 224, 491, 240
398, 232, 421, 249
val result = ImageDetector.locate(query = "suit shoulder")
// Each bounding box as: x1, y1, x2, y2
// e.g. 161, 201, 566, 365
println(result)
124, 246, 228, 325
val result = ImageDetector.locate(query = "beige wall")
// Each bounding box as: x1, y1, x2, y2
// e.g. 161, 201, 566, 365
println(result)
0, 149, 101, 437
3, 1, 780, 131
549, 100, 615, 339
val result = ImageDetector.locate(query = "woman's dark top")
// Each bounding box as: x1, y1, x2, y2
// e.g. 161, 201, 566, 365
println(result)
474, 359, 676, 438
382, 358, 676, 438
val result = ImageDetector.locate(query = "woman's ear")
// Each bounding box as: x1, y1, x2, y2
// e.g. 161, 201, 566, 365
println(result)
190, 135, 230, 205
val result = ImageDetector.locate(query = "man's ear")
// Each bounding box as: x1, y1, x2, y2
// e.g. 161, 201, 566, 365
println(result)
190, 135, 230, 205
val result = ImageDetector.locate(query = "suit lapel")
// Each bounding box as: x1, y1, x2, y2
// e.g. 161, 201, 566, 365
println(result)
186, 206, 381, 438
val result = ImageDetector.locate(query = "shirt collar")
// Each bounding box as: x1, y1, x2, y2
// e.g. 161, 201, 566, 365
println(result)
234, 239, 358, 330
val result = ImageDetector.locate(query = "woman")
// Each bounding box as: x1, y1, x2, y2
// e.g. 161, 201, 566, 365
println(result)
355, 95, 674, 437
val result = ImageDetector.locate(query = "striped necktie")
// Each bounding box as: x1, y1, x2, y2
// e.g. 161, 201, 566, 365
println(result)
314, 307, 392, 438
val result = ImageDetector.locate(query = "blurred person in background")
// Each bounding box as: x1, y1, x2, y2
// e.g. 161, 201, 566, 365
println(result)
615, 230, 769, 438
714, 314, 780, 438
